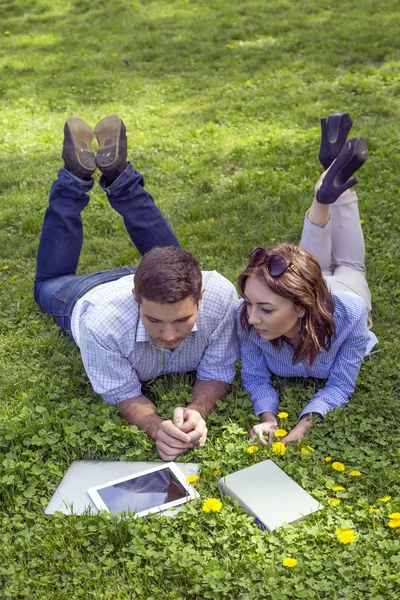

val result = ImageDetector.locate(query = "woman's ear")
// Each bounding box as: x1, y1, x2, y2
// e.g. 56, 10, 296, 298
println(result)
296, 305, 306, 318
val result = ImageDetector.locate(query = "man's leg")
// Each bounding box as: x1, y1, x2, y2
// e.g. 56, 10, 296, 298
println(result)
94, 115, 180, 255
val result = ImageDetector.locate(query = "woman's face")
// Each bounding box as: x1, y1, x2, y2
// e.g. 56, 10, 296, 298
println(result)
243, 275, 302, 341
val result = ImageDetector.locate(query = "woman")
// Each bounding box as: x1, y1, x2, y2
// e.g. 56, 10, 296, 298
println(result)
237, 114, 378, 445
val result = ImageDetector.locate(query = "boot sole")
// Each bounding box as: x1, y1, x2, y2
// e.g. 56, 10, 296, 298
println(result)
64, 117, 96, 171
94, 114, 122, 168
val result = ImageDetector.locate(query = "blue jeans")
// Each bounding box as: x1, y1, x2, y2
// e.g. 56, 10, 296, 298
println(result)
34, 163, 180, 337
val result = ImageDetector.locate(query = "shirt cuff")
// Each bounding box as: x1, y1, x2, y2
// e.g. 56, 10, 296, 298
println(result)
252, 395, 280, 416
299, 399, 330, 420
101, 383, 143, 405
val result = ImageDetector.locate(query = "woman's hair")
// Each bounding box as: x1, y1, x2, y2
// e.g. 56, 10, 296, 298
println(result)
237, 242, 336, 367
134, 246, 203, 304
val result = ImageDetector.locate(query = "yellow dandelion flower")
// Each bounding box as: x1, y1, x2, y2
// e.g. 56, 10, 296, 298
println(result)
278, 412, 288, 419
335, 528, 356, 544
282, 557, 297, 568
301, 448, 310, 456
272, 441, 286, 456
186, 475, 199, 483
360, 219, 365, 225
3, 31, 10, 36
274, 429, 287, 438
11, 275, 17, 280
2, 265, 9, 270
226, 44, 235, 49
379, 496, 391, 503
368, 236, 373, 241
388, 513, 400, 520
328, 497, 341, 506
369, 507, 381, 513
307, 446, 315, 452
349, 470, 361, 477
388, 519, 400, 529
213, 469, 220, 476
202, 498, 222, 513
333, 486, 345, 492
247, 445, 259, 454
332, 461, 345, 472
325, 456, 332, 463
208, 218, 215, 224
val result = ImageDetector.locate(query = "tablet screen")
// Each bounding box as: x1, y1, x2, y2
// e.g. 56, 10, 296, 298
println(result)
95, 467, 188, 516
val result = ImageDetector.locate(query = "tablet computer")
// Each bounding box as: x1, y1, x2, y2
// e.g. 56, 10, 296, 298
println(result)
87, 462, 199, 517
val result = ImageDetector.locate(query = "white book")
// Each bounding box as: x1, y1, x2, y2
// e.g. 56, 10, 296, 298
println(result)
218, 459, 322, 532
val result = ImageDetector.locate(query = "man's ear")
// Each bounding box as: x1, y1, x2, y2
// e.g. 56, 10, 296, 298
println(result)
197, 287, 205, 309
132, 288, 139, 306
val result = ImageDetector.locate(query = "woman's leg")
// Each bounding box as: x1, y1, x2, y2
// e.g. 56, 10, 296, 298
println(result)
299, 173, 333, 276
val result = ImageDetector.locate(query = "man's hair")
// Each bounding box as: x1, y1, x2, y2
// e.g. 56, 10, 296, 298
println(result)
134, 246, 203, 304
237, 242, 336, 367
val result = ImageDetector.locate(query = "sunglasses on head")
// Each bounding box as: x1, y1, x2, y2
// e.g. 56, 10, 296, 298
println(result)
248, 247, 302, 277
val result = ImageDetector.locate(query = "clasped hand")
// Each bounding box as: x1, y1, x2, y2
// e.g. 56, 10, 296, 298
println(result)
155, 407, 208, 461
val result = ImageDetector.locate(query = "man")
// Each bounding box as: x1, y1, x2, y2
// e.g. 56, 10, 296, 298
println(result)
34, 115, 239, 460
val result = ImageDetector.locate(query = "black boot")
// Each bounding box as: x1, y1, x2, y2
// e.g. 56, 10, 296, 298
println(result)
319, 112, 353, 169
316, 137, 368, 205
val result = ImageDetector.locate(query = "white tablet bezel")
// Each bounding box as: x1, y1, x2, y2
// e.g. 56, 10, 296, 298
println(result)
87, 462, 199, 517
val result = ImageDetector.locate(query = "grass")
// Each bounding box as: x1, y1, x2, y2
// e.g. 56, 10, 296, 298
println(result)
1, 0, 400, 598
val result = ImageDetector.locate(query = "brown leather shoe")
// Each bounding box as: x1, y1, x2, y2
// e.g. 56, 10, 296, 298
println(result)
62, 116, 96, 180
94, 114, 127, 184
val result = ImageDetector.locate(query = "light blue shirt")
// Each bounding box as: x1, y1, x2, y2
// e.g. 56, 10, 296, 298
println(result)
71, 271, 239, 404
236, 291, 378, 419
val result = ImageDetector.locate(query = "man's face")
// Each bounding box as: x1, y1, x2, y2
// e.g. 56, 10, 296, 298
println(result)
134, 292, 202, 349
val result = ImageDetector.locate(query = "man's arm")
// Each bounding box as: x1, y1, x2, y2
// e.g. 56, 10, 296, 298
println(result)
188, 378, 231, 416
116, 395, 194, 461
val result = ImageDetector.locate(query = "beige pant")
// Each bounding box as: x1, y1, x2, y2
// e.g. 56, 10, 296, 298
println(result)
299, 190, 372, 326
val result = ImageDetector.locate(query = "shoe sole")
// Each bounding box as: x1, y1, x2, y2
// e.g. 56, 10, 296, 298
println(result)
335, 137, 368, 185
94, 114, 122, 168
64, 117, 96, 171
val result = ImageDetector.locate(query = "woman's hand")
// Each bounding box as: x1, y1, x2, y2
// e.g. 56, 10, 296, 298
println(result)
282, 415, 317, 445
249, 412, 278, 446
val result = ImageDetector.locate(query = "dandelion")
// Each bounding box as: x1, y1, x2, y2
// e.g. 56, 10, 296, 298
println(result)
335, 528, 356, 544
278, 412, 288, 419
368, 236, 373, 241
333, 486, 345, 492
307, 446, 315, 452
388, 519, 400, 529
301, 448, 310, 456
388, 513, 400, 520
226, 44, 235, 49
328, 498, 341, 506
208, 218, 215, 224
274, 429, 287, 438
325, 456, 332, 463
213, 469, 220, 476
282, 557, 297, 568
369, 507, 381, 514
272, 441, 286, 456
186, 475, 199, 483
360, 219, 365, 225
202, 498, 222, 513
332, 461, 345, 472
247, 445, 259, 454
12, 275, 17, 280
379, 496, 391, 503
2, 265, 9, 270
3, 31, 10, 36
349, 470, 361, 477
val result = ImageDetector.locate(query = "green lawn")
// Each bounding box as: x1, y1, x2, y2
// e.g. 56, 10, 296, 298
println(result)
1, 0, 400, 598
